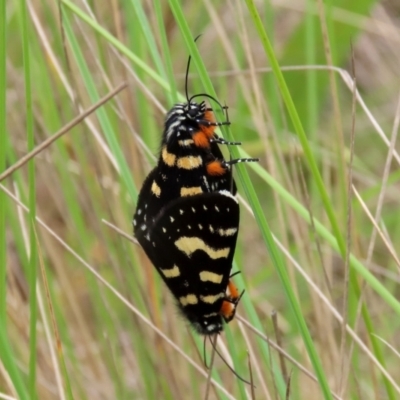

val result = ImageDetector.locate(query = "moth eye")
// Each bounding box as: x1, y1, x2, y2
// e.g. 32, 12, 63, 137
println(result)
188, 108, 198, 118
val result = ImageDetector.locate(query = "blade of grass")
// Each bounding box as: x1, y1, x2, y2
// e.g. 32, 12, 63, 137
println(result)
238, 2, 336, 398
168, 2, 294, 399
129, 0, 168, 89
238, 162, 333, 399
153, 0, 178, 105
239, 153, 400, 317
281, 0, 380, 127
167, 1, 286, 397
0, 3, 28, 399
0, 83, 127, 182
61, 0, 170, 93
243, 3, 397, 397
0, 0, 7, 324
246, 0, 346, 259
61, 10, 138, 200
239, 145, 400, 397
18, 0, 38, 397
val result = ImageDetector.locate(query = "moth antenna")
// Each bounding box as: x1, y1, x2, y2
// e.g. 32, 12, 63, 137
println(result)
208, 335, 253, 386
189, 93, 226, 114
203, 335, 209, 369
184, 55, 191, 103
247, 350, 256, 399
185, 34, 203, 104
204, 333, 218, 400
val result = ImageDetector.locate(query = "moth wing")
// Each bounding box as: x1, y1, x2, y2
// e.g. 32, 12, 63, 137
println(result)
136, 191, 240, 306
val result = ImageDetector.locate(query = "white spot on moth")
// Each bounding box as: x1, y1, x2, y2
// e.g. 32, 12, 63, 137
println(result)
162, 146, 176, 167
151, 180, 161, 197
174, 237, 230, 259
218, 228, 237, 236
202, 175, 210, 191
199, 271, 223, 284
180, 186, 202, 197
160, 265, 180, 278
203, 312, 218, 318
178, 139, 194, 147
179, 294, 198, 306
177, 155, 203, 170
200, 293, 224, 304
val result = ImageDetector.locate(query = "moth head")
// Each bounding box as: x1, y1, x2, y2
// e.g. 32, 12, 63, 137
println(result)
163, 101, 207, 145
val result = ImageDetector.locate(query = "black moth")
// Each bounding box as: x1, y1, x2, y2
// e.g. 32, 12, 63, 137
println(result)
133, 58, 257, 334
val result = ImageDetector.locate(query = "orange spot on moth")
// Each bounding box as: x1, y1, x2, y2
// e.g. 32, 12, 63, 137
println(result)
192, 132, 210, 148
204, 109, 215, 123
220, 280, 240, 321
206, 160, 226, 176
227, 280, 240, 300
220, 300, 235, 320
200, 110, 217, 139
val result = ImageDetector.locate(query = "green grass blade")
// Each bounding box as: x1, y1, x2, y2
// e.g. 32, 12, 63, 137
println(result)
0, 3, 28, 399
243, 2, 338, 398
242, 154, 400, 318
280, 0, 380, 126
168, 2, 289, 396
18, 0, 38, 397
0, 0, 7, 328
246, 0, 346, 259
61, 0, 170, 93
129, 0, 167, 81
153, 0, 178, 105
61, 6, 138, 201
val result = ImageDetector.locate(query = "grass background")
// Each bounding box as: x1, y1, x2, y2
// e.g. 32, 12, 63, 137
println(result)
1, 0, 400, 399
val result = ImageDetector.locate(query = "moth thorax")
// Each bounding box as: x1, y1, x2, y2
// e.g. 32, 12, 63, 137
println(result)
185, 101, 206, 119
165, 101, 205, 124
164, 101, 207, 144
